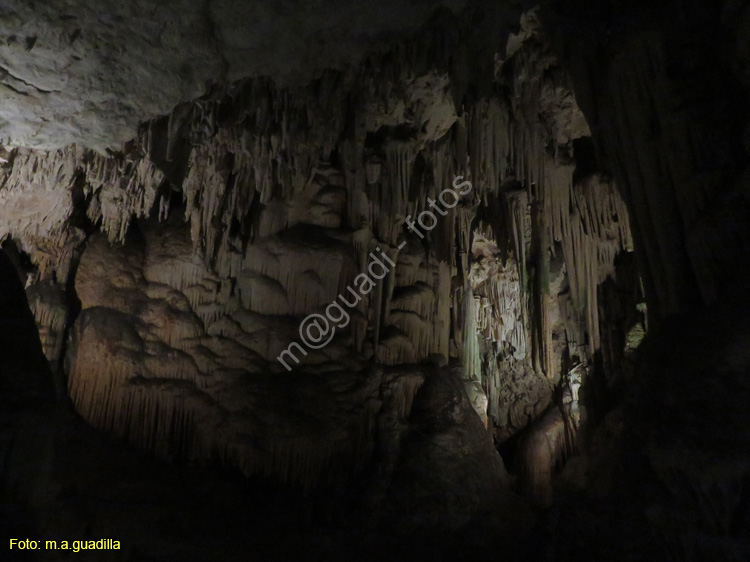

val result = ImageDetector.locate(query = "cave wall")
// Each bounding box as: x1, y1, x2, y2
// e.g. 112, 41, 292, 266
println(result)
544, 0, 750, 319
6, 1, 746, 558
0, 7, 646, 496
0, 1, 748, 559
536, 1, 750, 558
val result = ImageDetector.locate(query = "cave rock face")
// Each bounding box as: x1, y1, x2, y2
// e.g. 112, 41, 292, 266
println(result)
3, 2, 750, 559
0, 5, 642, 522
0, 0, 466, 151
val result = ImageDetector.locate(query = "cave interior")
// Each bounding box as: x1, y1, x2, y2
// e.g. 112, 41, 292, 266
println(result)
1, 1, 750, 560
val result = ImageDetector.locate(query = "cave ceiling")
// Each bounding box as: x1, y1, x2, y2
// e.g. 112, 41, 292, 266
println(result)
0, 0, 478, 151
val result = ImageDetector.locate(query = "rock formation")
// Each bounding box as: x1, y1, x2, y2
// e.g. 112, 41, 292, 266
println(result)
1, 1, 748, 560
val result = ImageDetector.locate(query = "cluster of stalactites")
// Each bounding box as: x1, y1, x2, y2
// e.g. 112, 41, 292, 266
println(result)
459, 34, 633, 367
547, 174, 633, 353
470, 245, 527, 360
26, 281, 68, 364
0, 143, 165, 279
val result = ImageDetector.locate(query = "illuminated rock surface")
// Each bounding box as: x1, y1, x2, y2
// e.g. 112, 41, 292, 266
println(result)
1, 1, 749, 560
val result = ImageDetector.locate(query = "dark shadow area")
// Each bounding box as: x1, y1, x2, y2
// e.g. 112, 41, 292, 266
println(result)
0, 277, 532, 562
547, 297, 750, 561
0, 249, 54, 399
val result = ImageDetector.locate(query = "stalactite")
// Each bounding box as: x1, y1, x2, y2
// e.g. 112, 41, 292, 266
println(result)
27, 281, 68, 364
548, 174, 632, 355
392, 374, 425, 419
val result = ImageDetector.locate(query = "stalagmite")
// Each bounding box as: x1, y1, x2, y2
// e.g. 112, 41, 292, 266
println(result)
516, 406, 573, 506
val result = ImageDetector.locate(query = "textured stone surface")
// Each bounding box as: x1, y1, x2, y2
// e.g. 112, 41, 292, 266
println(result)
11, 2, 742, 560
0, 0, 466, 151
545, 0, 750, 320
0, 8, 643, 495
